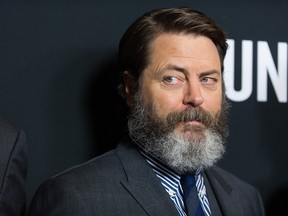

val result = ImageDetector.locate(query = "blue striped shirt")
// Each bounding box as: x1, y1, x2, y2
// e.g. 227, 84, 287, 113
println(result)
139, 150, 212, 216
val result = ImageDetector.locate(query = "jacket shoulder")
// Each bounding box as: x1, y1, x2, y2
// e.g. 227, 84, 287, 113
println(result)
206, 166, 265, 216
0, 116, 20, 137
0, 117, 27, 215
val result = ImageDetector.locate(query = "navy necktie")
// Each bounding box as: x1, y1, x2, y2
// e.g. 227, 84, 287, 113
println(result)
181, 173, 205, 216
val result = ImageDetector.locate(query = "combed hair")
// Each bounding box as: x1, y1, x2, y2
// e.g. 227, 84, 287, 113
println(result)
118, 6, 228, 97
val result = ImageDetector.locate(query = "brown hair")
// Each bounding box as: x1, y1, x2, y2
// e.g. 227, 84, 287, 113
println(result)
118, 6, 228, 97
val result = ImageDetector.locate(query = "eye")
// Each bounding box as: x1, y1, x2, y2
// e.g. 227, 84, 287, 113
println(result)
163, 76, 182, 86
201, 77, 219, 90
201, 77, 217, 84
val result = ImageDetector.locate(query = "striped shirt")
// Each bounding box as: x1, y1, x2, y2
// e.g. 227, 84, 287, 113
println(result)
139, 150, 212, 216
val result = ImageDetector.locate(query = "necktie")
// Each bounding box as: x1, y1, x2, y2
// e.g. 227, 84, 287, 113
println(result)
181, 173, 205, 216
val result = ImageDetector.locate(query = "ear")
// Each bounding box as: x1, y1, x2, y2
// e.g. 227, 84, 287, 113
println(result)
123, 71, 134, 108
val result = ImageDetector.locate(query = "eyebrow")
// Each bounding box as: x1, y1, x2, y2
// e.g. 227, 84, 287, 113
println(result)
156, 64, 189, 76
157, 64, 221, 77
199, 70, 221, 77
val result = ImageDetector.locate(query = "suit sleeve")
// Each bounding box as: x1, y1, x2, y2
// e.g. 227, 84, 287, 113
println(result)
0, 129, 28, 216
255, 187, 266, 216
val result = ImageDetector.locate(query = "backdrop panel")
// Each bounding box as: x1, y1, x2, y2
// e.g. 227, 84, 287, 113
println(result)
1, 1, 287, 214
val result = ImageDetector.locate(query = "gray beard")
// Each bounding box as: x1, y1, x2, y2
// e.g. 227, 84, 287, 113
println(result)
127, 92, 229, 174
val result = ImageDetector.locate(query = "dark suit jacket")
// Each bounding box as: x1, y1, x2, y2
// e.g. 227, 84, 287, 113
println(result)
28, 137, 265, 216
0, 117, 27, 216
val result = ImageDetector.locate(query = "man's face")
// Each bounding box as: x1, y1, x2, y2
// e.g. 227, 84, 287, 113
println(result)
126, 33, 228, 173
142, 33, 222, 132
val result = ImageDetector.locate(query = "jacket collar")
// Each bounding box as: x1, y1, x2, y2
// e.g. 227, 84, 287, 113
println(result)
204, 167, 245, 216
116, 137, 179, 216
115, 137, 246, 216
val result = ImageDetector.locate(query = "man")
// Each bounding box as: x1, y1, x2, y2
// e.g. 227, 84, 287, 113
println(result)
0, 116, 27, 215
28, 7, 265, 216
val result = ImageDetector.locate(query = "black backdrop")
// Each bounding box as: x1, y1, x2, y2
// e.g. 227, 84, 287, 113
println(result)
1, 1, 288, 214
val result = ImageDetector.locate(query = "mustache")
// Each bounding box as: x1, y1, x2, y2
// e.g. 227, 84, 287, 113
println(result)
166, 107, 215, 128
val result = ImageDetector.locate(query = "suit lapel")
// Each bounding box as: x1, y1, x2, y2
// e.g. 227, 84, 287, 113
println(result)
116, 139, 179, 216
204, 167, 245, 216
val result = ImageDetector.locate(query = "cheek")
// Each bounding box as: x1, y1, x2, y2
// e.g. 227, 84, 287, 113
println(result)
145, 91, 183, 116
203, 91, 223, 115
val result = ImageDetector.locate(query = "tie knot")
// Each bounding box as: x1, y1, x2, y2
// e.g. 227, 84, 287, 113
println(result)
181, 173, 196, 188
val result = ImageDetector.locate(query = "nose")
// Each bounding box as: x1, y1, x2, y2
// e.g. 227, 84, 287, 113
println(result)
183, 83, 204, 107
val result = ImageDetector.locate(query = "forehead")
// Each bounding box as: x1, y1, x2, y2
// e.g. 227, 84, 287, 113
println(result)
147, 33, 221, 70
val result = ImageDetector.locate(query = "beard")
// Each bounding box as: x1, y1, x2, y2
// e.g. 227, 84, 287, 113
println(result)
127, 92, 230, 174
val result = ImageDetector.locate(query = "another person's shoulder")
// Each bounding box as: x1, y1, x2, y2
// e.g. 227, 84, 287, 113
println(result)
0, 116, 27, 215
0, 116, 26, 154
0, 116, 20, 134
